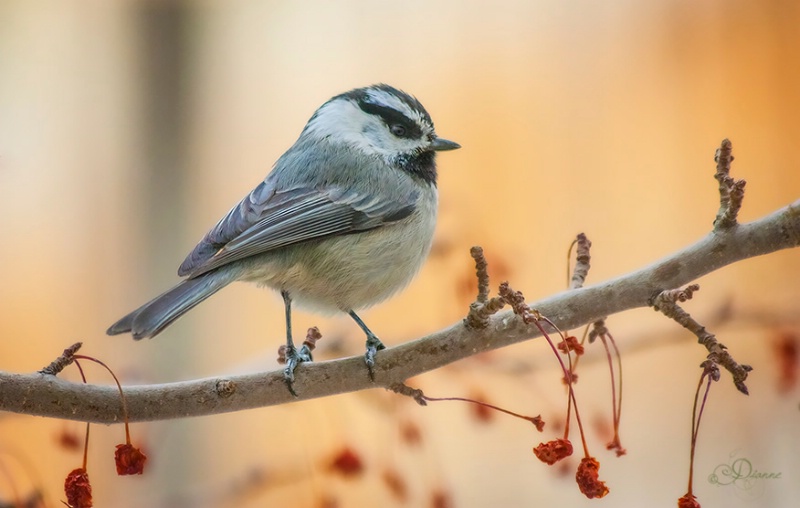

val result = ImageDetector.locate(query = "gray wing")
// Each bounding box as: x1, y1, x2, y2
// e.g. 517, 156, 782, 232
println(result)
178, 182, 418, 278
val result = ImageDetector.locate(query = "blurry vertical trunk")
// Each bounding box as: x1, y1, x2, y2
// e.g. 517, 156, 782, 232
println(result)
135, 2, 196, 504
138, 2, 188, 274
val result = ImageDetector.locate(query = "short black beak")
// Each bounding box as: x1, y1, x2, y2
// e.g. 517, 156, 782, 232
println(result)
431, 137, 461, 151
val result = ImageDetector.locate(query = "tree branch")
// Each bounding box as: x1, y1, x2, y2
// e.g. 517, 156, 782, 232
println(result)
1, 199, 797, 424
3, 135, 800, 426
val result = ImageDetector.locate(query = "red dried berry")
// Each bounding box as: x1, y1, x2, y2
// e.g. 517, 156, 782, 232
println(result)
64, 468, 92, 508
328, 447, 363, 477
557, 336, 585, 355
115, 443, 147, 475
678, 493, 701, 507
576, 457, 609, 499
606, 437, 627, 457
533, 438, 573, 465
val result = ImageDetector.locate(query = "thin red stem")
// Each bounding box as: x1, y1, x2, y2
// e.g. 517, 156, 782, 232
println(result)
81, 422, 90, 472
598, 335, 617, 428
73, 354, 131, 444
568, 324, 591, 374
688, 371, 712, 494
73, 360, 90, 470
563, 339, 574, 439
598, 331, 623, 445
422, 396, 541, 426
536, 317, 590, 457
608, 332, 624, 437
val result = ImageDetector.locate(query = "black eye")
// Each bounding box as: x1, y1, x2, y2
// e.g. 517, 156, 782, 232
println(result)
390, 124, 407, 137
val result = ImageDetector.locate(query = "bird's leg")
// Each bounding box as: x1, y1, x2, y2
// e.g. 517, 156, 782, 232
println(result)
282, 290, 312, 396
348, 310, 385, 381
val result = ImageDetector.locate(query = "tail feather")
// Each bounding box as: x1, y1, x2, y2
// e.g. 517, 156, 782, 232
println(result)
107, 273, 233, 340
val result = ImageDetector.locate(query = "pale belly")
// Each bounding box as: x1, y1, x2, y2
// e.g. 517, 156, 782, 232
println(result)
237, 197, 437, 313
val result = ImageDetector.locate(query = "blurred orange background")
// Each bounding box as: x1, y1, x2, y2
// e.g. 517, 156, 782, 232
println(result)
1, 1, 799, 507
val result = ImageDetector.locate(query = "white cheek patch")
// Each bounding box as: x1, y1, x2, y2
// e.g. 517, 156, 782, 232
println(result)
305, 100, 361, 139
306, 100, 380, 155
305, 96, 430, 159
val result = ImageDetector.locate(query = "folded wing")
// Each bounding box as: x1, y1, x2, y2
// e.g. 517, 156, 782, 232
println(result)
179, 182, 418, 278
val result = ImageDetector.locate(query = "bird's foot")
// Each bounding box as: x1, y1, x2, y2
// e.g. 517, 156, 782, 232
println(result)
364, 334, 386, 381
283, 344, 313, 396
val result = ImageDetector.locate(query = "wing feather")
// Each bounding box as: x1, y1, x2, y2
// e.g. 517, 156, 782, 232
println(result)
180, 184, 417, 278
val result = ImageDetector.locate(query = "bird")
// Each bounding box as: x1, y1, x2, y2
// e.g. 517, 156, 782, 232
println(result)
107, 84, 460, 393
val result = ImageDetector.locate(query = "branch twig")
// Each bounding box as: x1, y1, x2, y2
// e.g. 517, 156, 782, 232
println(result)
713, 138, 746, 229
651, 285, 752, 394
569, 233, 592, 290
38, 342, 82, 376
464, 247, 506, 329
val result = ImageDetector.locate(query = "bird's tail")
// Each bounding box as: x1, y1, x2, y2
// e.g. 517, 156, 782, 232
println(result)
107, 272, 235, 340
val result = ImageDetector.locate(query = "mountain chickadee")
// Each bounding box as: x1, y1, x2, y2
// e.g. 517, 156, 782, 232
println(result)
107, 84, 459, 392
